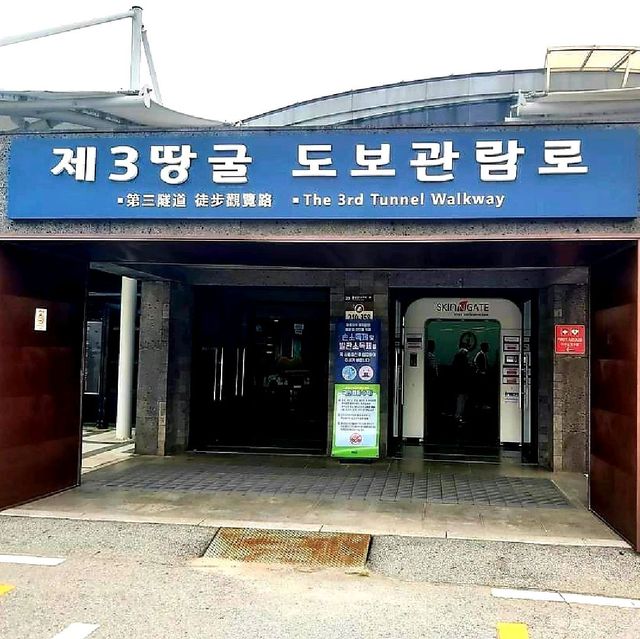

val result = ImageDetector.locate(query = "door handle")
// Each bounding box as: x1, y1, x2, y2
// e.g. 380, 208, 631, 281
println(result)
218, 347, 224, 401
212, 347, 219, 402
234, 347, 240, 397
240, 347, 246, 397
212, 346, 225, 401
234, 347, 247, 397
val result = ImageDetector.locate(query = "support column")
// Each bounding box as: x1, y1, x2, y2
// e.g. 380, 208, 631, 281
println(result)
551, 284, 589, 472
327, 273, 345, 454
537, 283, 588, 471
135, 281, 192, 455
115, 276, 137, 441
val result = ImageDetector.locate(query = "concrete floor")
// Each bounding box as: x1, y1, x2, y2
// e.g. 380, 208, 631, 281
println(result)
3, 451, 628, 549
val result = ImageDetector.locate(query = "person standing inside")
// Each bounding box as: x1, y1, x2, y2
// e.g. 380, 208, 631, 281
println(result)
426, 339, 439, 378
473, 342, 491, 410
474, 342, 489, 375
452, 338, 471, 423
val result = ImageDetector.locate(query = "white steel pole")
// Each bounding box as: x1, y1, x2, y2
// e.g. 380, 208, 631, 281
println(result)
129, 6, 143, 92
142, 27, 163, 103
0, 10, 135, 48
115, 277, 137, 440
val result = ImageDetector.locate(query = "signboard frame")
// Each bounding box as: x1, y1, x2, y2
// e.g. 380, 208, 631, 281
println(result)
332, 318, 381, 458
8, 126, 639, 221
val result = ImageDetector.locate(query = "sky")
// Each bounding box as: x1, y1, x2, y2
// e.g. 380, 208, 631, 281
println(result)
0, 1, 639, 123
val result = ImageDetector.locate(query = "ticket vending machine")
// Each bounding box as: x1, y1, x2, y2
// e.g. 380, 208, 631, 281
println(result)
402, 298, 528, 448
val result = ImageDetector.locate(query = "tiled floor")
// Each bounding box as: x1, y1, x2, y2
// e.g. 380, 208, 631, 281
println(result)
89, 462, 571, 508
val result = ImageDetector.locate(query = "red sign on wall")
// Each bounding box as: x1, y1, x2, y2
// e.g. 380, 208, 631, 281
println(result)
555, 325, 586, 355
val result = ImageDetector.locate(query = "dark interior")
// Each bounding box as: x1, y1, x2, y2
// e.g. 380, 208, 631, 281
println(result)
189, 286, 329, 453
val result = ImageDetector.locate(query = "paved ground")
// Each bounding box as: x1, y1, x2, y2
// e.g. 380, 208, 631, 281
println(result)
0, 517, 638, 639
6, 454, 625, 547
0, 427, 630, 636
89, 459, 572, 507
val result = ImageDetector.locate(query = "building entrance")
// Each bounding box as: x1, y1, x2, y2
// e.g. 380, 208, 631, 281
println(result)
190, 287, 329, 453
401, 297, 529, 460
424, 318, 501, 454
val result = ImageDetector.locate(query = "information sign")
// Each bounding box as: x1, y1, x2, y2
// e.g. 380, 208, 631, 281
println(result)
555, 325, 586, 355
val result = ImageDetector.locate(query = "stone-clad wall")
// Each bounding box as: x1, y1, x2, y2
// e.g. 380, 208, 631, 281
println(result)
552, 284, 589, 472
537, 284, 589, 472
135, 281, 171, 455
135, 281, 193, 455
537, 287, 555, 469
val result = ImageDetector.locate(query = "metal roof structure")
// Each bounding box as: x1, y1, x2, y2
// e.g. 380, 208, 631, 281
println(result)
244, 46, 640, 128
243, 70, 545, 127
545, 46, 640, 89
0, 89, 224, 132
3, 12, 640, 132
509, 86, 640, 122
0, 6, 226, 132
511, 46, 640, 122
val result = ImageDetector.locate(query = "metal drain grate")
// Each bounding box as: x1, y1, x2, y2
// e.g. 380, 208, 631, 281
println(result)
203, 528, 371, 568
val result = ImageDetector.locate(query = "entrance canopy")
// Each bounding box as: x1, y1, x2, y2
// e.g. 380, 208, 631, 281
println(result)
0, 90, 225, 133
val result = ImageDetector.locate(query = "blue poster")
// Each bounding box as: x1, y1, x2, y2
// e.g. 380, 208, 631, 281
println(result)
7, 126, 639, 220
335, 320, 380, 384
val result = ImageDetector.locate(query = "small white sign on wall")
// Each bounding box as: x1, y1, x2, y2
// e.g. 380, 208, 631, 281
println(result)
34, 308, 48, 332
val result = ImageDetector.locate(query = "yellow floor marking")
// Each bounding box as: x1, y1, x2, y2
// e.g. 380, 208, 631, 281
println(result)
497, 622, 529, 639
0, 584, 15, 596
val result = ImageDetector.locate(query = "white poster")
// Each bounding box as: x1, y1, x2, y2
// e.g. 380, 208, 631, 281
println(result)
333, 385, 379, 448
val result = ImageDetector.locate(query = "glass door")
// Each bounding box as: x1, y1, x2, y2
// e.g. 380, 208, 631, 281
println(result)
424, 318, 501, 453
190, 287, 329, 453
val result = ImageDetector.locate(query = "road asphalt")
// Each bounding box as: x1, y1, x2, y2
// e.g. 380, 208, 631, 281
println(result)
0, 516, 638, 638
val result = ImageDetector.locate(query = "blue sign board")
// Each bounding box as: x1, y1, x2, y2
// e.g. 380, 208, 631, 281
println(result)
7, 126, 639, 220
335, 320, 380, 384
